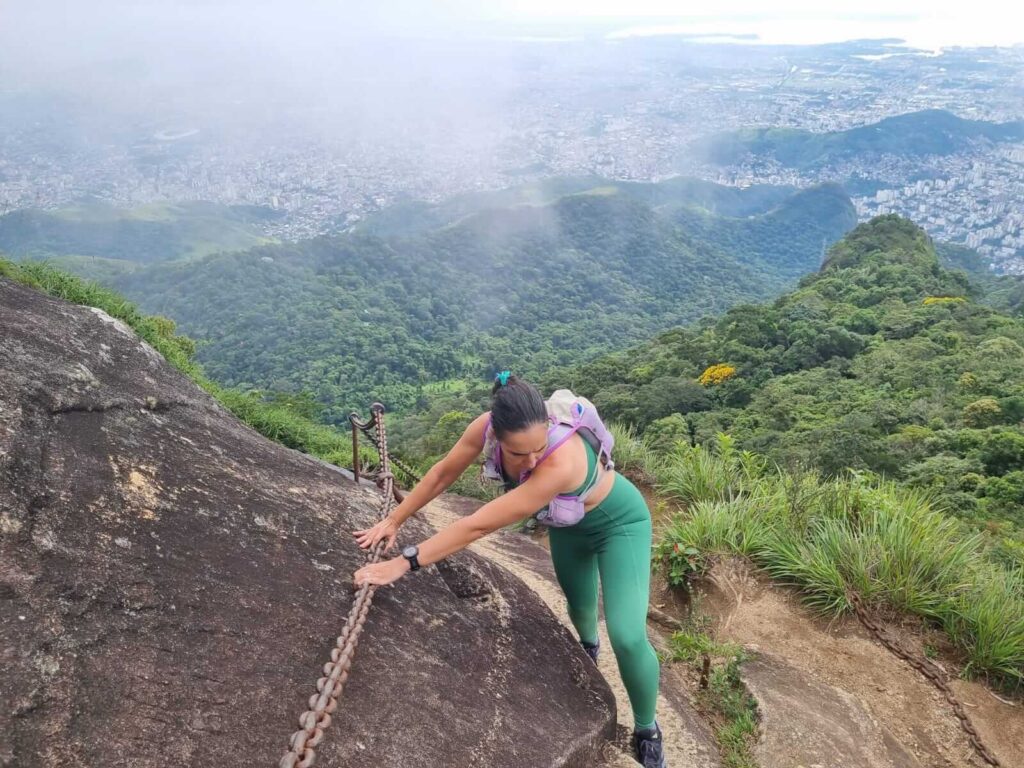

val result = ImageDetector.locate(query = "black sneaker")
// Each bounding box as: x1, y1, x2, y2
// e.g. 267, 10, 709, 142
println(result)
580, 638, 600, 664
631, 722, 666, 768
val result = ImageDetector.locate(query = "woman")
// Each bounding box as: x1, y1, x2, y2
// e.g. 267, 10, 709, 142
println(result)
352, 374, 667, 768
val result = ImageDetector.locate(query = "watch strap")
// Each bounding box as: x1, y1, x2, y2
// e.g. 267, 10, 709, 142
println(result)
403, 546, 421, 571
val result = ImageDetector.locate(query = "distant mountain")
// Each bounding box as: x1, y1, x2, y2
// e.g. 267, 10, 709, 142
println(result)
83, 180, 857, 421
0, 200, 279, 268
936, 242, 1024, 316
353, 175, 800, 237
666, 183, 855, 279
551, 215, 1024, 529
695, 109, 1024, 170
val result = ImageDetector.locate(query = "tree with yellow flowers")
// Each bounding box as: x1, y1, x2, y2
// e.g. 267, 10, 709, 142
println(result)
699, 364, 737, 386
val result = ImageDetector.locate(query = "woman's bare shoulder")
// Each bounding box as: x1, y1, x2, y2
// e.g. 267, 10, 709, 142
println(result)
462, 411, 491, 448
534, 431, 585, 477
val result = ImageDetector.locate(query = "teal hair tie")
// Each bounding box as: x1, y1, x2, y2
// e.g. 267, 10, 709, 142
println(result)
495, 370, 511, 386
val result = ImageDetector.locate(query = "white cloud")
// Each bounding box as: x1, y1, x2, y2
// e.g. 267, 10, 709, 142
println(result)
489, 0, 1024, 47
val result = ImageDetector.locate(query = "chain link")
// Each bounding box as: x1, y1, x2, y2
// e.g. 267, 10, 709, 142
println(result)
846, 591, 1001, 767
279, 404, 395, 768
355, 424, 423, 485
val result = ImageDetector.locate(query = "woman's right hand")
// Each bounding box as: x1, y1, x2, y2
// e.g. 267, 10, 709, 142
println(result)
352, 516, 400, 551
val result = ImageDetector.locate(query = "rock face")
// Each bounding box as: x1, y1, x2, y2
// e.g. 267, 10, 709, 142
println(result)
0, 277, 616, 767
743, 653, 922, 768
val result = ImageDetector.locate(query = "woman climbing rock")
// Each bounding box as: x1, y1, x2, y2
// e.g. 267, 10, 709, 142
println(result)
352, 373, 667, 768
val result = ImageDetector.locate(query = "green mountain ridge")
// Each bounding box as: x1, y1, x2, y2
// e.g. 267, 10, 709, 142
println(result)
77, 180, 856, 421
667, 183, 854, 279
697, 109, 1024, 170
353, 175, 801, 237
0, 199, 280, 266
550, 215, 1024, 532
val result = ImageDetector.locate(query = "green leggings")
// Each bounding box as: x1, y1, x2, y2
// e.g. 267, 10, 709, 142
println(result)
548, 472, 660, 729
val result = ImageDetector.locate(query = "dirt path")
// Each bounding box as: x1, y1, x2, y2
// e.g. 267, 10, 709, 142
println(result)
697, 558, 1023, 768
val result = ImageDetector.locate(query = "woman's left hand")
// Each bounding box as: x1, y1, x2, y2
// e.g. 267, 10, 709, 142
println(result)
353, 557, 409, 590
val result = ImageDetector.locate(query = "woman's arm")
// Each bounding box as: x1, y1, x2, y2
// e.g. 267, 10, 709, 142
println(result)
389, 411, 488, 525
353, 412, 489, 550
352, 462, 570, 588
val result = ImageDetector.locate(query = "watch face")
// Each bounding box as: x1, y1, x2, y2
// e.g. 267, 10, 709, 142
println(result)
402, 545, 418, 558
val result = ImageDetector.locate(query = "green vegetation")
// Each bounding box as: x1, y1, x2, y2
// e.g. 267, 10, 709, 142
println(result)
697, 109, 1024, 170
937, 241, 1024, 316
76, 180, 853, 422
0, 199, 278, 263
604, 421, 658, 486
6, 204, 1024, 697
652, 435, 1024, 687
666, 615, 758, 768
4, 179, 857, 424
706, 656, 759, 768
668, 184, 854, 279
553, 216, 1024, 537
0, 257, 363, 471
354, 175, 801, 238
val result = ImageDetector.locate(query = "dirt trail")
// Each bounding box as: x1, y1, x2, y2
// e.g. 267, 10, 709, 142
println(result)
698, 558, 1023, 768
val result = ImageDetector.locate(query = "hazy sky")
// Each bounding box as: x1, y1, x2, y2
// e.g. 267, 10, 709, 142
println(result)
0, 0, 1020, 212
0, 0, 1019, 143
489, 0, 1022, 48
1, 0, 1022, 69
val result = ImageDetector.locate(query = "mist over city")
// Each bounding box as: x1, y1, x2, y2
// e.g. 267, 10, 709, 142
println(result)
2, 2, 1022, 266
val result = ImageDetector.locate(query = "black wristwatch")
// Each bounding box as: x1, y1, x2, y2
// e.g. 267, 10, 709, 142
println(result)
402, 544, 421, 572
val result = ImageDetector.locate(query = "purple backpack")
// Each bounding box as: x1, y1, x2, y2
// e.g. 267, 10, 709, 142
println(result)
481, 390, 615, 527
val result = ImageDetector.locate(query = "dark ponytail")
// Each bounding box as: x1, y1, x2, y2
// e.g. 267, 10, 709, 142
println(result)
490, 371, 547, 438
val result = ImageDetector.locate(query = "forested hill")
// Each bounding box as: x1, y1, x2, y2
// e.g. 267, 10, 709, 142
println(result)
548, 215, 1024, 531
354, 175, 806, 238
695, 109, 1024, 170
0, 200, 278, 263
101, 180, 856, 421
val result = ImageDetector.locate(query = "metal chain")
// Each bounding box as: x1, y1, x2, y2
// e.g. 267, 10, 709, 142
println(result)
280, 404, 395, 768
354, 423, 423, 485
385, 451, 423, 485
847, 591, 1001, 767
